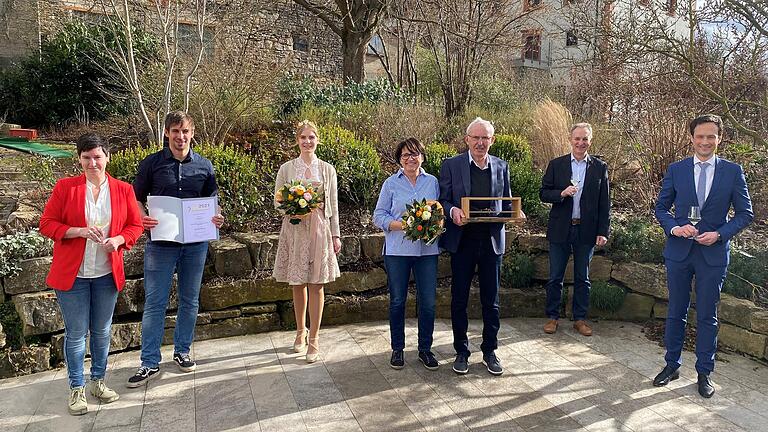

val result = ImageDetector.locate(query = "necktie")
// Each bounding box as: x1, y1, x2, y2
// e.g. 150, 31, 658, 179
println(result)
697, 162, 708, 207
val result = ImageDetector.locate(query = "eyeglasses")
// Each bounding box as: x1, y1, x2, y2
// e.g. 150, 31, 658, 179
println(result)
400, 153, 421, 160
467, 135, 493, 142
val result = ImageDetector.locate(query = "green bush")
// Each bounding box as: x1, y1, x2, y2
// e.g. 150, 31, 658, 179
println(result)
490, 134, 532, 164
195, 142, 278, 229
107, 145, 160, 185
423, 142, 457, 178
724, 249, 768, 301
0, 21, 158, 126
609, 217, 665, 263
590, 281, 626, 313
316, 125, 383, 209
501, 251, 535, 289
21, 155, 59, 189
489, 134, 543, 215
276, 77, 411, 116
0, 229, 53, 279
108, 143, 275, 230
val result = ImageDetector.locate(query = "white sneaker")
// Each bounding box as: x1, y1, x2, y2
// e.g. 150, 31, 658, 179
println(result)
88, 379, 120, 403
68, 386, 87, 415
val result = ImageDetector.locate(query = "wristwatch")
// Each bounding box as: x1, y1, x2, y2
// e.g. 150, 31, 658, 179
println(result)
716, 232, 722, 242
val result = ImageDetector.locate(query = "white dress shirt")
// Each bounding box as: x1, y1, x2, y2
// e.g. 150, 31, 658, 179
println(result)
452, 152, 492, 220
570, 154, 588, 219
694, 154, 716, 203
78, 178, 112, 278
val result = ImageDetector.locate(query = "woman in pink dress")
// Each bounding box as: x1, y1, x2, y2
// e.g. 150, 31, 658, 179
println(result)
273, 120, 342, 363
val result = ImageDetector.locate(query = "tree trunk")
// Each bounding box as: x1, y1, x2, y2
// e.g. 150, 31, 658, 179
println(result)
341, 31, 367, 84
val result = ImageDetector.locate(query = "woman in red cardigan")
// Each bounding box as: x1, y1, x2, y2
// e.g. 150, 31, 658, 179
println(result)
39, 133, 143, 416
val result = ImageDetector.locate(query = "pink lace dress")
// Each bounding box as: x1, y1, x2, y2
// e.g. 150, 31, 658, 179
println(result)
272, 158, 341, 285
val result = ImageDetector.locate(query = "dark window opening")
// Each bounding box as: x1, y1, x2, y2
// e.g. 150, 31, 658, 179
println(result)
566, 30, 578, 47
522, 32, 541, 61
293, 36, 309, 52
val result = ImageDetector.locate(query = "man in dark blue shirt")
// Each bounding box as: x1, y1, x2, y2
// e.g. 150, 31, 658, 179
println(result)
127, 111, 224, 387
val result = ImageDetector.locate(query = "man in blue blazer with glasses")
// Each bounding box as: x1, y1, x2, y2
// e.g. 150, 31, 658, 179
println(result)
439, 117, 512, 377
653, 114, 753, 398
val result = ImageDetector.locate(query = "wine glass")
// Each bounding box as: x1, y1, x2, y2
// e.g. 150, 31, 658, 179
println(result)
570, 179, 580, 187
89, 211, 109, 244
687, 206, 701, 225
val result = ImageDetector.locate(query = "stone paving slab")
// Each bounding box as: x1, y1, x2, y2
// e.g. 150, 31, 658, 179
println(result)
1, 318, 767, 432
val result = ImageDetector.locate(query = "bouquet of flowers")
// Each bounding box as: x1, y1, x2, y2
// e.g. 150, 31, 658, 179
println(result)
401, 199, 445, 245
276, 180, 323, 225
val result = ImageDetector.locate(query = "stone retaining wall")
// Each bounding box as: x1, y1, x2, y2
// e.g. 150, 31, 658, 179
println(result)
2, 231, 767, 377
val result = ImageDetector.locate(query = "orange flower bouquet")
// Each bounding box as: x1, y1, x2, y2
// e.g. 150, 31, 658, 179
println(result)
401, 199, 445, 245
276, 180, 323, 225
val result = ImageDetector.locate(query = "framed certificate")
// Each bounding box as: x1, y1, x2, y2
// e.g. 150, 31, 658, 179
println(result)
147, 195, 220, 243
461, 196, 526, 224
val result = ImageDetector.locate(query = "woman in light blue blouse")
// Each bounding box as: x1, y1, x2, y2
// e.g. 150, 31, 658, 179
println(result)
373, 138, 440, 371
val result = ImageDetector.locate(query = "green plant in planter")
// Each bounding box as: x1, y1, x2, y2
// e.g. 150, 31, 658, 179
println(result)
724, 248, 768, 302
590, 281, 626, 313
609, 217, 665, 263
501, 250, 535, 289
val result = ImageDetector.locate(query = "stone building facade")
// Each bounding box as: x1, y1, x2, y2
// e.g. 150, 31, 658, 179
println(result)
0, 0, 344, 81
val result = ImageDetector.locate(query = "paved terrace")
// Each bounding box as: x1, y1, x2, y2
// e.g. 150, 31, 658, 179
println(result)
1, 318, 767, 432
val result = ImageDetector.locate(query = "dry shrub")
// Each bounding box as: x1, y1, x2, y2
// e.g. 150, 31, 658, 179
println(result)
371, 102, 443, 162
531, 99, 572, 169
189, 51, 284, 145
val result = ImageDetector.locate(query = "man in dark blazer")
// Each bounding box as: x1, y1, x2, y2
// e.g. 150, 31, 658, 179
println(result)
539, 123, 610, 337
653, 114, 753, 398
439, 117, 512, 376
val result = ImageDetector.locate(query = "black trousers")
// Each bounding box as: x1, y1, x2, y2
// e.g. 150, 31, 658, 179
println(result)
450, 235, 502, 356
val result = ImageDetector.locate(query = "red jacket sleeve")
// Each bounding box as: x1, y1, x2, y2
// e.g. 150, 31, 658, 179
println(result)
117, 182, 144, 251
39, 180, 71, 241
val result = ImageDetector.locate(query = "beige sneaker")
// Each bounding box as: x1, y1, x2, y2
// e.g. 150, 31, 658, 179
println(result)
88, 379, 120, 403
68, 386, 87, 415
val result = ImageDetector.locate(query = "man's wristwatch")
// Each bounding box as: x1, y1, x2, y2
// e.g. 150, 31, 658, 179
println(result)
716, 232, 722, 243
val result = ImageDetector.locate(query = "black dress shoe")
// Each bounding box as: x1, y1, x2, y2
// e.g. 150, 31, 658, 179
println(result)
652, 366, 680, 387
697, 373, 715, 398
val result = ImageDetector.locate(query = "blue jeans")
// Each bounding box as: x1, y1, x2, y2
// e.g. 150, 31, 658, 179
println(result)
451, 236, 502, 356
55, 274, 118, 388
384, 254, 438, 352
140, 241, 208, 368
545, 225, 595, 321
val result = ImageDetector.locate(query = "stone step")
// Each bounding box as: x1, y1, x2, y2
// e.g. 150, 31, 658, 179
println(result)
0, 172, 24, 181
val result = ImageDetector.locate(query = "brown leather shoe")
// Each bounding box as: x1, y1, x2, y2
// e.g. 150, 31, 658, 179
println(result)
573, 320, 593, 336
543, 319, 559, 334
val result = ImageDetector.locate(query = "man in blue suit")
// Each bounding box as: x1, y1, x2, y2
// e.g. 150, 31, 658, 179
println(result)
439, 117, 512, 376
653, 114, 753, 398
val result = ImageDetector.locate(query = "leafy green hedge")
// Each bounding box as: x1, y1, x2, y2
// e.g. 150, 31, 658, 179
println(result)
0, 21, 157, 126
423, 142, 457, 178
316, 125, 383, 209
489, 134, 542, 214
108, 143, 274, 229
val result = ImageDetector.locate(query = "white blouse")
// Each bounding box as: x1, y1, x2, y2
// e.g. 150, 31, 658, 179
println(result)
78, 178, 112, 278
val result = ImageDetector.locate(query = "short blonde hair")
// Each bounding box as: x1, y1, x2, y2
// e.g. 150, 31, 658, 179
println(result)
296, 119, 319, 137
